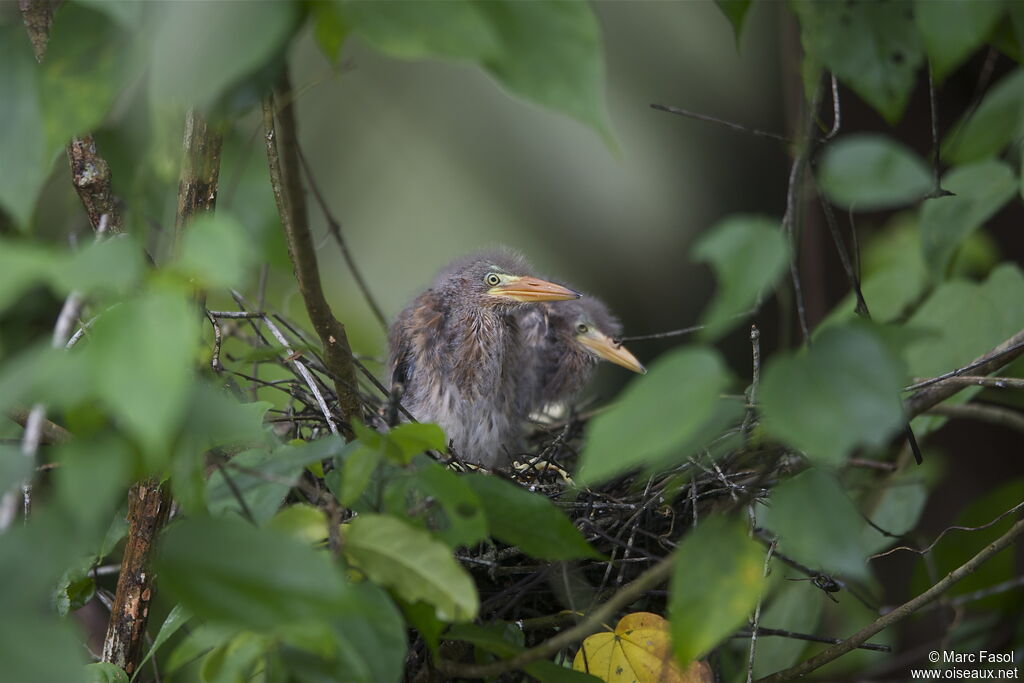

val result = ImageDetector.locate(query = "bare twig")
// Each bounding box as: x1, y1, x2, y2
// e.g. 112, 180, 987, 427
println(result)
650, 103, 791, 144
5, 406, 72, 445
296, 146, 388, 331
926, 403, 1024, 434
204, 310, 224, 373
746, 537, 776, 683
735, 627, 890, 653
823, 74, 840, 141
870, 499, 1024, 560
925, 66, 953, 200
910, 375, 1024, 390
262, 77, 359, 438
756, 516, 1024, 682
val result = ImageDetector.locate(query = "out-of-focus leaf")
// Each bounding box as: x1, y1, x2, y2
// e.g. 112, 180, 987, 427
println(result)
760, 323, 906, 465
165, 623, 236, 676
76, 0, 144, 29
340, 0, 499, 61
0, 242, 52, 311
54, 437, 131, 536
451, 622, 601, 682
578, 347, 733, 484
54, 562, 96, 617
792, 1, 923, 123
88, 287, 198, 465
0, 444, 33, 501
201, 631, 272, 683
921, 160, 1016, 279
818, 134, 932, 211
943, 69, 1024, 165
384, 423, 447, 464
915, 0, 1004, 82
0, 614, 85, 683
183, 384, 273, 451
692, 215, 788, 340
312, 1, 349, 62
135, 604, 191, 678
762, 468, 869, 580
326, 581, 407, 683
84, 662, 129, 683
176, 213, 258, 289
0, 26, 49, 230
862, 479, 928, 554
344, 513, 478, 622
148, 1, 296, 110
41, 3, 134, 151
339, 446, 381, 506
669, 516, 765, 665
574, 612, 712, 682
268, 504, 328, 544
383, 462, 487, 548
53, 236, 146, 297
751, 581, 821, 678
402, 600, 446, 659
158, 517, 350, 630
715, 0, 753, 43
477, 0, 612, 143
463, 473, 597, 559
208, 448, 298, 525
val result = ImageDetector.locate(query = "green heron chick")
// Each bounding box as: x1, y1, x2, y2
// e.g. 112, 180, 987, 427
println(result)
388, 249, 580, 466
519, 295, 645, 416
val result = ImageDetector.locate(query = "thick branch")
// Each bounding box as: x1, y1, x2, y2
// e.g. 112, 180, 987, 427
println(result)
174, 110, 223, 239
101, 480, 172, 675
6, 406, 72, 445
262, 76, 360, 437
68, 135, 124, 234
19, 0, 52, 62
755, 516, 1024, 683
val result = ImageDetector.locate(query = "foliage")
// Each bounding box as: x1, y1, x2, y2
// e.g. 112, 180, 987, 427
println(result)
1, 1, 1023, 682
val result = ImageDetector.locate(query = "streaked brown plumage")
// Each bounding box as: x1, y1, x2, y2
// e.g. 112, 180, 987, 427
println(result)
518, 295, 645, 416
387, 249, 579, 466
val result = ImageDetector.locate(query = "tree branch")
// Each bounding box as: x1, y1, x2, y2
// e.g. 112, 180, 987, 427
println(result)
926, 403, 1024, 435
262, 75, 360, 438
755, 516, 1024, 683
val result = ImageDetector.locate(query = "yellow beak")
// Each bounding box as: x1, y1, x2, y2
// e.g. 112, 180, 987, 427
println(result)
578, 332, 646, 374
488, 276, 581, 302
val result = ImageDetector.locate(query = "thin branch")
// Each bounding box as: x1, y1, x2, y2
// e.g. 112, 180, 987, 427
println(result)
925, 65, 953, 200
904, 330, 1024, 417
823, 74, 840, 141
204, 310, 224, 374
436, 553, 675, 678
735, 627, 890, 653
620, 323, 706, 342
262, 77, 359, 438
5, 406, 72, 445
746, 537, 776, 683
650, 103, 791, 144
296, 146, 388, 331
208, 310, 264, 319
927, 403, 1024, 434
756, 516, 1024, 682
910, 375, 1024, 390
870, 499, 1024, 560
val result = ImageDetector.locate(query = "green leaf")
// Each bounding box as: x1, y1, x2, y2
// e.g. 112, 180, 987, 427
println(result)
147, 1, 297, 111
76, 0, 145, 30
463, 473, 598, 560
669, 515, 765, 664
915, 0, 1004, 82
760, 323, 906, 464
862, 479, 928, 554
134, 604, 191, 680
339, 446, 382, 506
344, 513, 478, 622
326, 581, 407, 683
715, 0, 753, 43
577, 346, 733, 484
268, 504, 328, 544
447, 622, 600, 682
158, 517, 351, 630
792, 1, 923, 123
176, 213, 259, 289
84, 663, 129, 683
165, 623, 236, 676
0, 26, 49, 229
0, 444, 33, 502
478, 0, 613, 143
201, 631, 272, 683
692, 215, 788, 340
921, 160, 1017, 279
41, 3, 134, 152
385, 422, 448, 464
86, 287, 198, 464
341, 0, 500, 61
943, 69, 1024, 165
0, 242, 52, 311
208, 448, 306, 525
312, 1, 349, 63
54, 236, 146, 298
383, 462, 487, 549
817, 134, 932, 211
763, 468, 870, 580
752, 580, 822, 678
0, 615, 85, 683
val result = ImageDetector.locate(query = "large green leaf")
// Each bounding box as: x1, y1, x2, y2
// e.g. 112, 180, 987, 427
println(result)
762, 468, 870, 580
817, 134, 932, 211
751, 580, 822, 678
578, 346, 734, 484
669, 515, 765, 664
384, 462, 487, 549
84, 663, 129, 683
158, 517, 351, 630
176, 213, 259, 290
344, 513, 478, 622
692, 215, 788, 341
862, 478, 928, 554
715, 0, 753, 43
792, 1, 923, 123
340, 0, 499, 60
87, 287, 199, 465
0, 26, 49, 229
920, 160, 1016, 279
326, 582, 408, 683
463, 473, 598, 560
943, 69, 1024, 166
760, 323, 906, 465
915, 0, 1004, 82
147, 1, 296, 111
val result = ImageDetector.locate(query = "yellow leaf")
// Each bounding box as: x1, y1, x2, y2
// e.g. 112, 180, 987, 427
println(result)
573, 612, 712, 683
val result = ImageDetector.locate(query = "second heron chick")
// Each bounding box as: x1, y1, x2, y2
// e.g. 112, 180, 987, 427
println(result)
519, 295, 646, 416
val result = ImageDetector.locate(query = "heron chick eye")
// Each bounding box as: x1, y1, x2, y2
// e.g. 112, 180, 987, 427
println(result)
484, 273, 502, 286
576, 323, 588, 334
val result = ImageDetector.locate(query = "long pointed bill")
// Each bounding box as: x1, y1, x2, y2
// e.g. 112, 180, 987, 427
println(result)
488, 276, 581, 302
579, 332, 647, 374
